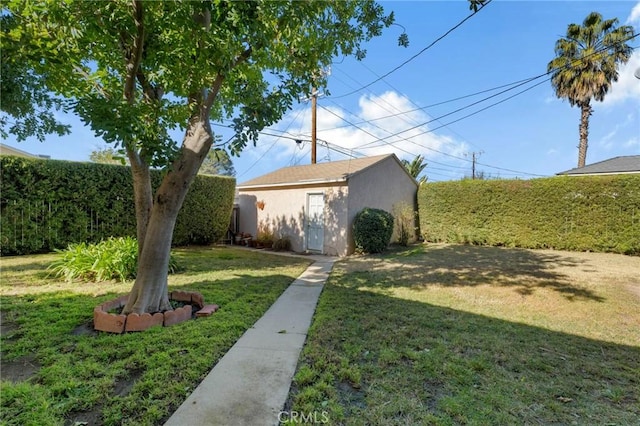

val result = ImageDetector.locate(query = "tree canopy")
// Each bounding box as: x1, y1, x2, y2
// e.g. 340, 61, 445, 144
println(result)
2, 0, 486, 314
0, 14, 70, 142
3, 1, 403, 164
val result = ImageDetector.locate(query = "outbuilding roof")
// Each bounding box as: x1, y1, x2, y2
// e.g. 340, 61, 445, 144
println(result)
0, 143, 41, 158
238, 154, 415, 189
557, 155, 640, 176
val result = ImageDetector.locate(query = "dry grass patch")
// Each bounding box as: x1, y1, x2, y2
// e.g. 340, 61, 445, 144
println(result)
340, 244, 640, 346
287, 244, 640, 425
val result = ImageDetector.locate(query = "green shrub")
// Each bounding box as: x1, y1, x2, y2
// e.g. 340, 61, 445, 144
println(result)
417, 175, 640, 255
172, 174, 236, 246
273, 236, 292, 252
0, 156, 236, 255
48, 237, 181, 282
353, 207, 394, 254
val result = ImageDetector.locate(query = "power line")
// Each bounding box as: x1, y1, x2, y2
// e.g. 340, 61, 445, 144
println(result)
226, 33, 637, 180
236, 107, 306, 178
332, 0, 492, 99
318, 102, 543, 177
323, 73, 544, 132
353, 34, 638, 151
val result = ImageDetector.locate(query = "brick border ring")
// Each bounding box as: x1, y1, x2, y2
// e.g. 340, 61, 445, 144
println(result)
94, 291, 219, 333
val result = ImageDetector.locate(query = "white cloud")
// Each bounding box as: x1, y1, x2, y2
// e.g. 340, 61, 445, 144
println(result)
598, 128, 617, 150
599, 50, 640, 107
596, 111, 637, 150
624, 136, 640, 149
598, 3, 640, 107
626, 2, 640, 27
264, 91, 469, 168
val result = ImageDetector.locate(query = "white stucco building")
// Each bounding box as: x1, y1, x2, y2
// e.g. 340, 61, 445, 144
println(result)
236, 154, 418, 256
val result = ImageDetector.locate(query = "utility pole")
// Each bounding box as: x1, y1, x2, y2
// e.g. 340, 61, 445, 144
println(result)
470, 151, 483, 180
311, 88, 317, 164
306, 67, 330, 164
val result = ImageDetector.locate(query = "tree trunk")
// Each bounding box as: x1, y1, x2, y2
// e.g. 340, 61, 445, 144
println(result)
577, 102, 592, 168
127, 149, 153, 257
122, 119, 214, 314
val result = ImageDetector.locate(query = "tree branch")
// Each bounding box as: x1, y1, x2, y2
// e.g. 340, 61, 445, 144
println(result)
72, 65, 109, 98
123, 0, 145, 103
202, 46, 252, 115
136, 70, 163, 101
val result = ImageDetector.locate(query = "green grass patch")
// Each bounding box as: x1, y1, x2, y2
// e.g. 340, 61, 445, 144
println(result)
288, 244, 640, 425
0, 246, 310, 426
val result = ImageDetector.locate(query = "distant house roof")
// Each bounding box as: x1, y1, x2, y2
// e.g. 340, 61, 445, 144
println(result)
238, 154, 416, 189
1, 143, 36, 158
557, 155, 640, 176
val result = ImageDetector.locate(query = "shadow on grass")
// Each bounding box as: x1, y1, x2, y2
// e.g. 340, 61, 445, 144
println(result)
344, 245, 604, 302
0, 261, 52, 273
0, 270, 299, 425
171, 246, 311, 276
292, 282, 640, 425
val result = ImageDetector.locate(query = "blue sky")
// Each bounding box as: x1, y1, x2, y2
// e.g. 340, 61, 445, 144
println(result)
3, 1, 639, 182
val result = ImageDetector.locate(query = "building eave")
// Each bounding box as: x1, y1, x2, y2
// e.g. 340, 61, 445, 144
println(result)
237, 177, 348, 191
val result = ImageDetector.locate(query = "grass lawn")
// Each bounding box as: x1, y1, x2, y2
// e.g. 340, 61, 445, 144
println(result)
0, 246, 311, 426
287, 244, 640, 425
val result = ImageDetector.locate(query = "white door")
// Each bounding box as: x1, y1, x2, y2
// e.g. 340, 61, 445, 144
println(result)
306, 193, 324, 252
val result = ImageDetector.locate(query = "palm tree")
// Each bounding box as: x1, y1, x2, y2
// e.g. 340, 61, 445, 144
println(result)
548, 12, 633, 168
401, 154, 428, 184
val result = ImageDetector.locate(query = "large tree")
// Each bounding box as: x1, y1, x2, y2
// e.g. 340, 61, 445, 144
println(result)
547, 12, 634, 168
2, 0, 484, 315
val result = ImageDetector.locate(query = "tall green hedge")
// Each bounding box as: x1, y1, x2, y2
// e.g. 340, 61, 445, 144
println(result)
1, 156, 236, 255
418, 175, 640, 255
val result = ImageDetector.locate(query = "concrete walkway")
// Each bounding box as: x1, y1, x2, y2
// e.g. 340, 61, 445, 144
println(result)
165, 253, 335, 426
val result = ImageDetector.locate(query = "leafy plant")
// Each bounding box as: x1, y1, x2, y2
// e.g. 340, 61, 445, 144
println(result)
256, 222, 275, 247
353, 207, 394, 254
392, 202, 416, 246
48, 237, 180, 282
273, 236, 292, 252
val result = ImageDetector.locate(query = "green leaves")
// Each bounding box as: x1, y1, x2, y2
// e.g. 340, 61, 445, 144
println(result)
0, 157, 236, 255
548, 11, 634, 106
418, 176, 640, 254
3, 0, 401, 165
0, 14, 71, 142
353, 207, 395, 254
48, 236, 182, 282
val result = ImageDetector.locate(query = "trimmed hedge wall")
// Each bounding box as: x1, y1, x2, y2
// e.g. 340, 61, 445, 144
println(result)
418, 175, 640, 255
1, 156, 236, 255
